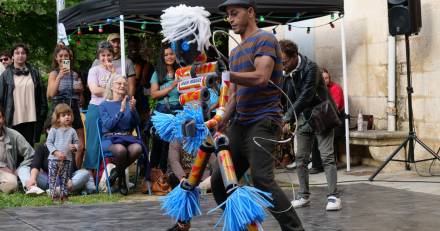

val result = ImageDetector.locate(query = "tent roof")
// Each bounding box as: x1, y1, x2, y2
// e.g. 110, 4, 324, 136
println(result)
59, 0, 344, 34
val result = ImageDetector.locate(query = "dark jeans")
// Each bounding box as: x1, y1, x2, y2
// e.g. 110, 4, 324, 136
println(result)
211, 119, 304, 231
13, 122, 36, 147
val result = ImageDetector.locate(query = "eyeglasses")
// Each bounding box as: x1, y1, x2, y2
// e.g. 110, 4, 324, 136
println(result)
113, 82, 127, 86
0, 58, 9, 62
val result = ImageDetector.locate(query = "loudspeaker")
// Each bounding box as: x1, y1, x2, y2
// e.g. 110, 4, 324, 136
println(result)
388, 0, 422, 36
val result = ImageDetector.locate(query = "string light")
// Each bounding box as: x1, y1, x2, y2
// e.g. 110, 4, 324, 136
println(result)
295, 12, 300, 19
98, 24, 103, 33
288, 24, 292, 31
76, 39, 81, 46
77, 27, 81, 35
331, 13, 335, 20
329, 22, 335, 28
106, 18, 112, 24
141, 22, 147, 30
88, 25, 93, 31
307, 27, 310, 34
259, 15, 265, 22
272, 28, 276, 34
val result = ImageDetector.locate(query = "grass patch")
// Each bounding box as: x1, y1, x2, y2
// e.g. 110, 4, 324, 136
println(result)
0, 193, 123, 209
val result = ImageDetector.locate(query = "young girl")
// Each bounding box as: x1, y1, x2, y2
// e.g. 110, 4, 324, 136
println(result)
46, 103, 79, 202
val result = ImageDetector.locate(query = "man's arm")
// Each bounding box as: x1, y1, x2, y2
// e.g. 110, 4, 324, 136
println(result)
229, 56, 274, 87
126, 58, 136, 96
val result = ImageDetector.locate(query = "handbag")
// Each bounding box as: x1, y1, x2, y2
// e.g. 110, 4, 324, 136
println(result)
150, 168, 171, 196
307, 99, 342, 134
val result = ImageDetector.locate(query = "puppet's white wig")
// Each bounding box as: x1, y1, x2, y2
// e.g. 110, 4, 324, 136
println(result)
160, 4, 212, 52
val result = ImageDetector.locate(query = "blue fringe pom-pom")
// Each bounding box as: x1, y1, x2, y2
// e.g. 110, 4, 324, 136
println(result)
174, 105, 209, 155
151, 111, 177, 142
160, 184, 202, 222
208, 186, 274, 231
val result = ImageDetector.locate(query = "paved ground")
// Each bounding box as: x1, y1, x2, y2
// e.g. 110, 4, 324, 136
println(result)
2, 181, 440, 231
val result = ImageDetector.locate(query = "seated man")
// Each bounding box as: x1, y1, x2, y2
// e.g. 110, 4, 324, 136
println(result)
0, 106, 36, 194
167, 140, 215, 191
26, 118, 93, 195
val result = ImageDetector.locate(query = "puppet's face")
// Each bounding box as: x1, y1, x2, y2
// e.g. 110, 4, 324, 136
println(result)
171, 34, 200, 66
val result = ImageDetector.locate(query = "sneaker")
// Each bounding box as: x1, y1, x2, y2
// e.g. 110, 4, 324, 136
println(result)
26, 186, 45, 196
326, 196, 342, 211
286, 162, 297, 169
307, 162, 313, 170
291, 197, 310, 208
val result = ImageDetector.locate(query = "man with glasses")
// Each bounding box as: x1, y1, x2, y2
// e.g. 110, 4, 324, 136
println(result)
0, 51, 12, 68
279, 39, 341, 211
209, 1, 304, 230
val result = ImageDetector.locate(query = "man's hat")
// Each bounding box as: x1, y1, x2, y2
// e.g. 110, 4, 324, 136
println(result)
107, 33, 120, 42
218, 0, 257, 12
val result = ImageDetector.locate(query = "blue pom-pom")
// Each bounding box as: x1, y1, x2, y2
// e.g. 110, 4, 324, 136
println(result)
160, 184, 202, 222
208, 186, 273, 231
151, 111, 177, 142
174, 105, 209, 155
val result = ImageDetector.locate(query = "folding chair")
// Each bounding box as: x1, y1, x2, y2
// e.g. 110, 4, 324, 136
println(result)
96, 119, 151, 195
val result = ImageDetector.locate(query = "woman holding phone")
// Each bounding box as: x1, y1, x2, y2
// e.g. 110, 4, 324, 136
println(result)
47, 44, 85, 168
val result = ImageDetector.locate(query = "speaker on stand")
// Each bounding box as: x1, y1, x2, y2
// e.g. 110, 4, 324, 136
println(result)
369, 0, 440, 181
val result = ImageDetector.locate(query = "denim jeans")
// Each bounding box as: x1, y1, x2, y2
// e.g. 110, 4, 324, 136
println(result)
36, 169, 90, 192
295, 114, 339, 198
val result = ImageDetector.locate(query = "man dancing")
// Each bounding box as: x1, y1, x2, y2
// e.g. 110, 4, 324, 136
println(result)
210, 1, 304, 230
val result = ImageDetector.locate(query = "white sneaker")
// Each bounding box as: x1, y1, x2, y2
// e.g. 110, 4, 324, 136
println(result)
291, 197, 310, 208
326, 196, 342, 211
307, 162, 313, 170
286, 162, 297, 169
26, 186, 45, 196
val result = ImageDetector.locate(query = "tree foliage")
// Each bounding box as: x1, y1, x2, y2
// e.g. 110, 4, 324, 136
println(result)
0, 0, 82, 71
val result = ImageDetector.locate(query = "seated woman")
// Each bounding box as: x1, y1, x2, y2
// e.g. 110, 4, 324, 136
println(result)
99, 75, 147, 195
167, 140, 216, 191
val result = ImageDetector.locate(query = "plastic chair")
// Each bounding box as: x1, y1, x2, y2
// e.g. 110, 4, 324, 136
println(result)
95, 119, 151, 195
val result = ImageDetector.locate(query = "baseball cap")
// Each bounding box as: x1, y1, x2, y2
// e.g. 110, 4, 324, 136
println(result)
218, 0, 257, 12
107, 33, 120, 42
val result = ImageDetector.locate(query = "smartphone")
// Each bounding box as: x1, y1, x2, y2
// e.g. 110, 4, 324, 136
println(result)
62, 59, 70, 70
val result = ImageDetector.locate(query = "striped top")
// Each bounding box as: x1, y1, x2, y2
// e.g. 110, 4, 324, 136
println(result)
230, 29, 283, 124
52, 69, 81, 102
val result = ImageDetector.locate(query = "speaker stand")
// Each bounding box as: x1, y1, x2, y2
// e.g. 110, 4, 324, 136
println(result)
369, 35, 440, 181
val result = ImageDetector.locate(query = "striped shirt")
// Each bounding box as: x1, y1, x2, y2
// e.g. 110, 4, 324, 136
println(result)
46, 127, 79, 161
230, 29, 283, 124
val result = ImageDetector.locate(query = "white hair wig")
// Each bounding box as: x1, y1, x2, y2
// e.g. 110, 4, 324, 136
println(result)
160, 4, 212, 52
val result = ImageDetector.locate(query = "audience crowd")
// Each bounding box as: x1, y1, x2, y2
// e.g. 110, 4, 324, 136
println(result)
0, 34, 344, 208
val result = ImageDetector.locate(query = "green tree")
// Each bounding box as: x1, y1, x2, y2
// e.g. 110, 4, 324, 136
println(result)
0, 0, 83, 71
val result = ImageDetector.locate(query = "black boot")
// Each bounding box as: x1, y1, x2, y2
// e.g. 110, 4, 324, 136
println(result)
118, 169, 128, 196
108, 168, 118, 186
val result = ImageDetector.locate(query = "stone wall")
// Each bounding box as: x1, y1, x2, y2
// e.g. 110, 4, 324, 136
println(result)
313, 0, 440, 169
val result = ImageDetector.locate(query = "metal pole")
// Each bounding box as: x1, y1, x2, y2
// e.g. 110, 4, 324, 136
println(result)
56, 0, 65, 43
120, 15, 126, 77
340, 18, 351, 172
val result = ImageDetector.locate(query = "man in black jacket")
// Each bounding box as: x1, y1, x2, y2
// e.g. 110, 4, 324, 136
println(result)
279, 39, 341, 211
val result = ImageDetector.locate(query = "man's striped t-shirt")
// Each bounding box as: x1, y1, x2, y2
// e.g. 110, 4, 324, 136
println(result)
230, 29, 283, 125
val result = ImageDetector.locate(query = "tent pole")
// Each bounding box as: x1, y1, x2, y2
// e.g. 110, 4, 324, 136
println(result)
340, 18, 350, 172
120, 15, 126, 78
